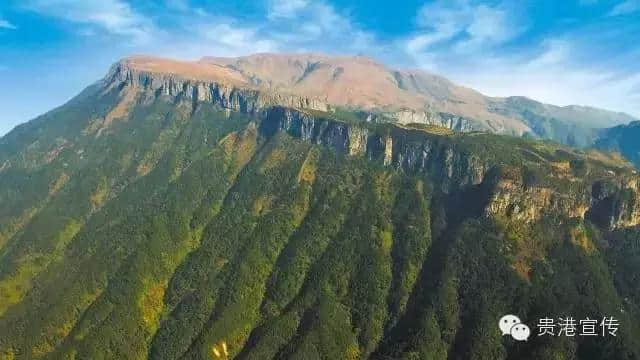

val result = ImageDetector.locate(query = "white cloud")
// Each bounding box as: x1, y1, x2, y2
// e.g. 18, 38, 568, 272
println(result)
459, 5, 513, 50
22, 0, 156, 44
0, 19, 17, 29
525, 38, 569, 67
411, 0, 523, 55
406, 32, 451, 54
197, 23, 278, 55
609, 0, 640, 15
268, 0, 310, 19
266, 0, 367, 44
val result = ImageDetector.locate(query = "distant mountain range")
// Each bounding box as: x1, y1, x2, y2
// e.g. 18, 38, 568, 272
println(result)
595, 121, 640, 168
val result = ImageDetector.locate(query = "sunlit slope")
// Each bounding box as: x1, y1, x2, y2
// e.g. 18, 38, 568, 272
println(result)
0, 73, 639, 360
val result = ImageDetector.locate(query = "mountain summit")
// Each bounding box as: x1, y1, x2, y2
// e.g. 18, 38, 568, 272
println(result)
117, 53, 635, 144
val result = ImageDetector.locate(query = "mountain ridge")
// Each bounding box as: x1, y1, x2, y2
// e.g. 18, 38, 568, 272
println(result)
112, 53, 636, 142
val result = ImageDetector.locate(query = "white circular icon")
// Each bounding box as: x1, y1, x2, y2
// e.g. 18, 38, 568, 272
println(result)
510, 323, 531, 341
499, 314, 522, 336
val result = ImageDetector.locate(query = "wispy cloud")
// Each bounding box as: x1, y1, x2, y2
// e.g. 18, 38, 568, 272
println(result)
154, 0, 378, 60
264, 0, 377, 54
21, 0, 156, 44
193, 22, 278, 56
0, 18, 17, 29
608, 0, 640, 16
268, 0, 310, 19
402, 1, 640, 117
409, 0, 525, 55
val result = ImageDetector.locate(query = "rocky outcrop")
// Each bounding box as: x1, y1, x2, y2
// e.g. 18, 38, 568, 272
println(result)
390, 110, 481, 132
586, 177, 640, 230
485, 170, 591, 224
260, 106, 640, 230
103, 61, 488, 133
481, 170, 640, 230
104, 61, 329, 114
262, 107, 487, 193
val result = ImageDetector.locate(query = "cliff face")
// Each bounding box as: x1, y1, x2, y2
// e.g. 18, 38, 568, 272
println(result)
257, 106, 640, 230
486, 169, 640, 230
2, 60, 640, 360
104, 59, 502, 133
105, 63, 493, 193
389, 110, 480, 131
587, 177, 640, 229
261, 107, 486, 191
105, 61, 330, 114
101, 63, 640, 231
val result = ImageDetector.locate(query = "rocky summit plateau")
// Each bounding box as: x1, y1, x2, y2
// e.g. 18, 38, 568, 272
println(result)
0, 53, 639, 360
113, 54, 636, 143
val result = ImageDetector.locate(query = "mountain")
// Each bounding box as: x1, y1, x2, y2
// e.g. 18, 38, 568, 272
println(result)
488, 97, 637, 147
0, 54, 640, 359
114, 54, 636, 143
595, 121, 640, 168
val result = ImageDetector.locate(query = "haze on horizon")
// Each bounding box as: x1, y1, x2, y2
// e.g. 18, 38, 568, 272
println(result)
1, 0, 639, 136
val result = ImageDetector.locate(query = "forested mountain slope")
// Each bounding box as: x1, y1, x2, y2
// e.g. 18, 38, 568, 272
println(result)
0, 59, 639, 360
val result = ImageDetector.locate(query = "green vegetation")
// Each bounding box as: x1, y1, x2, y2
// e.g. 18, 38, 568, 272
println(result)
0, 85, 639, 359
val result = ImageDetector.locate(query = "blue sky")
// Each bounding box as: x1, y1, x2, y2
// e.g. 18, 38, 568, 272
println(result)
1, 0, 640, 135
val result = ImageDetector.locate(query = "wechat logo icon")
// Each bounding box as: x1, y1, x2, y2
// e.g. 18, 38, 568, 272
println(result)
499, 314, 531, 341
